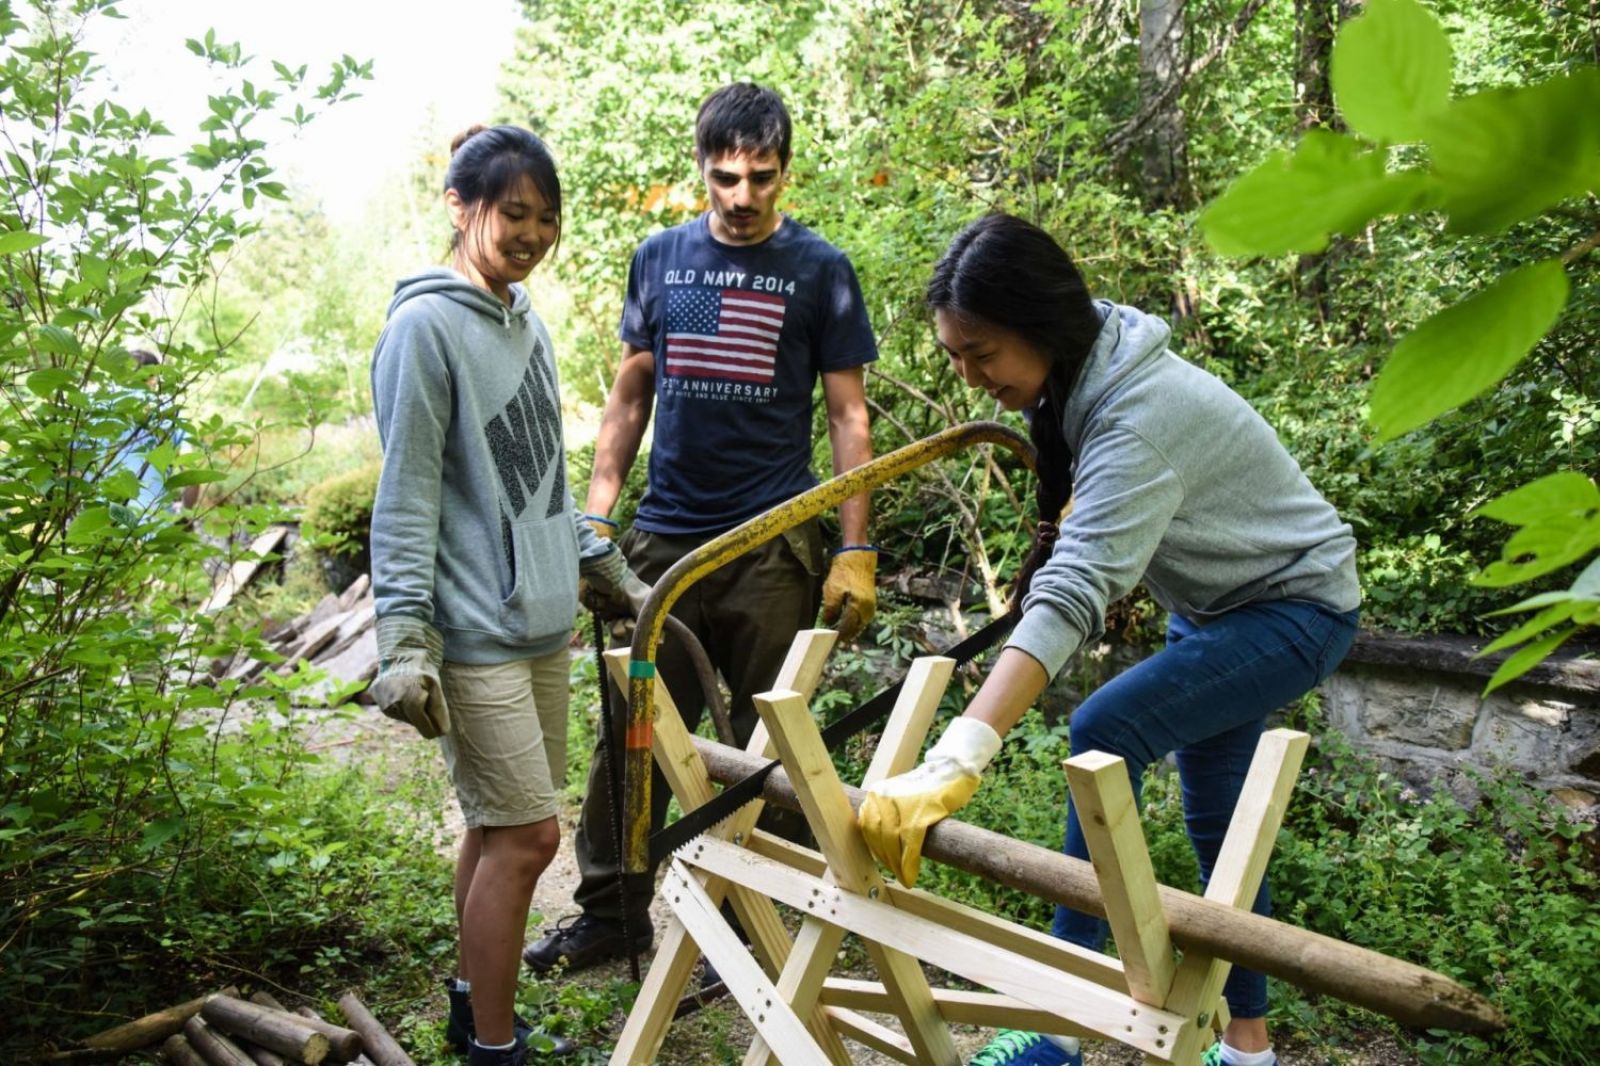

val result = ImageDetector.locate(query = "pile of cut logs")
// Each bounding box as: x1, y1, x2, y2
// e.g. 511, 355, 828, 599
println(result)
39, 988, 415, 1065
209, 570, 379, 705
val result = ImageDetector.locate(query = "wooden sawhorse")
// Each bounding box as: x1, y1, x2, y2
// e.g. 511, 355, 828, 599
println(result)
608, 629, 1305, 1065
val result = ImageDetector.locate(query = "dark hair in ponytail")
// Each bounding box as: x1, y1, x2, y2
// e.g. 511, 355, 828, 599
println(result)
926, 213, 1102, 610
445, 124, 562, 254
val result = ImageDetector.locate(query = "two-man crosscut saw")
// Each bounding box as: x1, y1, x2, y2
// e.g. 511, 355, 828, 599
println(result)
648, 608, 1018, 863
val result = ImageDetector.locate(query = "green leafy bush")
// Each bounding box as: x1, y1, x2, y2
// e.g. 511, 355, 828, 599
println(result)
302, 460, 381, 592
1200, 0, 1600, 678
0, 1, 371, 1048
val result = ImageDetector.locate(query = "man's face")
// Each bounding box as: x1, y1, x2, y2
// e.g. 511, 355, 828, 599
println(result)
699, 148, 785, 245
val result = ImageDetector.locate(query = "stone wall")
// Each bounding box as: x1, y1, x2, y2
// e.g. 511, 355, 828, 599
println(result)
1318, 631, 1600, 815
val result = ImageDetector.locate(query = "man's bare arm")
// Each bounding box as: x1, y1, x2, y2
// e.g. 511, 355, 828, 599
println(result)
585, 344, 655, 519
821, 365, 872, 544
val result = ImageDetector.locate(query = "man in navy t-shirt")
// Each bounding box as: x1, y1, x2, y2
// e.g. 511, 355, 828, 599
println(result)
524, 82, 879, 975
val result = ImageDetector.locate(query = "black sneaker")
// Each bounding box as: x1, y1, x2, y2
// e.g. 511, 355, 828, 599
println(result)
467, 1038, 527, 1066
521, 912, 651, 975
445, 981, 577, 1058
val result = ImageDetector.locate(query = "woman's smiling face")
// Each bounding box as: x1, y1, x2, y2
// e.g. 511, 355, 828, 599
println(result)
447, 173, 559, 302
934, 308, 1053, 411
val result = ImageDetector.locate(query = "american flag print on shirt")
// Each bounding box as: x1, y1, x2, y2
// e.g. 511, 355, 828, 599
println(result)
664, 287, 787, 384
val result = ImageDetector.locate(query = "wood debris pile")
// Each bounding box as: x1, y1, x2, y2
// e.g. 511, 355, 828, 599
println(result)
209, 570, 378, 705
36, 989, 415, 1065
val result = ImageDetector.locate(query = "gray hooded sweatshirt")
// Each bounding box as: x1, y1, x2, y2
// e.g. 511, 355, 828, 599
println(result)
1006, 301, 1361, 679
370, 268, 619, 664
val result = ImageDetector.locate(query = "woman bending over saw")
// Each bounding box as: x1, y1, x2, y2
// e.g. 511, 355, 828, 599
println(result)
858, 212, 1360, 1066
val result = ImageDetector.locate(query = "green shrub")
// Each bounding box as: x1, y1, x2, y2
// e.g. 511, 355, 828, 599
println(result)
302, 460, 381, 592
0, 3, 370, 1049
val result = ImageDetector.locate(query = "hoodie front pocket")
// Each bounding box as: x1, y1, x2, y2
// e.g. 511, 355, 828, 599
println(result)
499, 513, 580, 643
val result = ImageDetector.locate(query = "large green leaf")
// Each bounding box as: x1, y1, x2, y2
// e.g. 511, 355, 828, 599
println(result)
1199, 130, 1436, 256
1483, 627, 1576, 695
1424, 69, 1600, 234
25, 366, 76, 397
1369, 259, 1568, 441
1471, 472, 1600, 588
1330, 0, 1453, 143
0, 229, 48, 255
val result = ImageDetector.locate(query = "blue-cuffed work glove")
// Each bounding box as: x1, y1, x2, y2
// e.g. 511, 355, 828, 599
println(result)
579, 544, 652, 620
857, 716, 1002, 887
371, 615, 449, 739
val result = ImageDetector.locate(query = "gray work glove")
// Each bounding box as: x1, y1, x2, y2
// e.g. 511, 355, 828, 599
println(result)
370, 615, 450, 739
580, 545, 652, 620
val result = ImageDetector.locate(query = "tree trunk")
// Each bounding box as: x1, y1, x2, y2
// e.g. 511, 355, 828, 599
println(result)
1294, 0, 1346, 320
1139, 0, 1189, 207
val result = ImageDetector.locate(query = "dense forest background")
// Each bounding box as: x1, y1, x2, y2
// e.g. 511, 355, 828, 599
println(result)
2, 0, 1596, 1062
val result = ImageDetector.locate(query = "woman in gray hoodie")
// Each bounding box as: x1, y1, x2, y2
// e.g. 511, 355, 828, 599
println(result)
369, 125, 645, 1066
859, 214, 1361, 1066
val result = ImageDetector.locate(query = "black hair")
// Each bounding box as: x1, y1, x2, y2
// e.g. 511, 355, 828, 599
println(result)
926, 212, 1103, 610
128, 349, 161, 369
444, 124, 562, 254
695, 83, 792, 167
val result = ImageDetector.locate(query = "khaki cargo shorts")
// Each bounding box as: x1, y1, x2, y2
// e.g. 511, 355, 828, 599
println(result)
438, 649, 570, 828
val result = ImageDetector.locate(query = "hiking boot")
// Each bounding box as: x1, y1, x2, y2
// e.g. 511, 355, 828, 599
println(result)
967, 1030, 1080, 1066
521, 912, 651, 975
1201, 1041, 1276, 1066
445, 981, 577, 1058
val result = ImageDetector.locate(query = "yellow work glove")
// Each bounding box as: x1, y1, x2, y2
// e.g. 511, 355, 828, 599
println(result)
371, 615, 450, 739
858, 716, 1002, 887
821, 546, 878, 643
582, 513, 618, 539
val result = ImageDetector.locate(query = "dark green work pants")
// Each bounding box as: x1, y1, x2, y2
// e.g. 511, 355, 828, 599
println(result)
571, 518, 823, 926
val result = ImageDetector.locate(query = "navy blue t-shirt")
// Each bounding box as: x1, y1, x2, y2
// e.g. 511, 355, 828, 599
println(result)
620, 214, 877, 534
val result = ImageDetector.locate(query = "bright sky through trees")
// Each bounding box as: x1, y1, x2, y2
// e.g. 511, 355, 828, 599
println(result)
89, 0, 521, 224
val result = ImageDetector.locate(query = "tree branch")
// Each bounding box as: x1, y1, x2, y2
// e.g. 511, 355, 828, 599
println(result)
1105, 0, 1273, 161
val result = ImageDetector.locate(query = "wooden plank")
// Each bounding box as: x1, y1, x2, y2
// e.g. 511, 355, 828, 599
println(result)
608, 915, 703, 1066
275, 611, 349, 675
754, 688, 960, 1065
1153, 729, 1308, 1066
602, 643, 851, 1065
748, 829, 1132, 993
684, 834, 1185, 1058
821, 1006, 918, 1064
202, 524, 291, 613
746, 655, 956, 1065
337, 572, 371, 611
723, 630, 840, 845
1065, 750, 1176, 1005
862, 657, 955, 783
820, 979, 1095, 1039
662, 860, 831, 1066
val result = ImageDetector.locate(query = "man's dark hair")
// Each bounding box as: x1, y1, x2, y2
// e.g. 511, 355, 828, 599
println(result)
695, 83, 792, 167
128, 349, 161, 369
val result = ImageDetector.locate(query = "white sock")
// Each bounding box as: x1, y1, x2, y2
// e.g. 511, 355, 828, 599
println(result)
471, 1038, 515, 1051
1044, 1035, 1081, 1056
1220, 1042, 1275, 1066
451, 977, 472, 993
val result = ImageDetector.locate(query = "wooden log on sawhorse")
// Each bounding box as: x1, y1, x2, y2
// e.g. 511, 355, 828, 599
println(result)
690, 735, 1503, 1033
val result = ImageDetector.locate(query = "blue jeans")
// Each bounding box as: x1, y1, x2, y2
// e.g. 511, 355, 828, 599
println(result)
1050, 599, 1359, 1019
